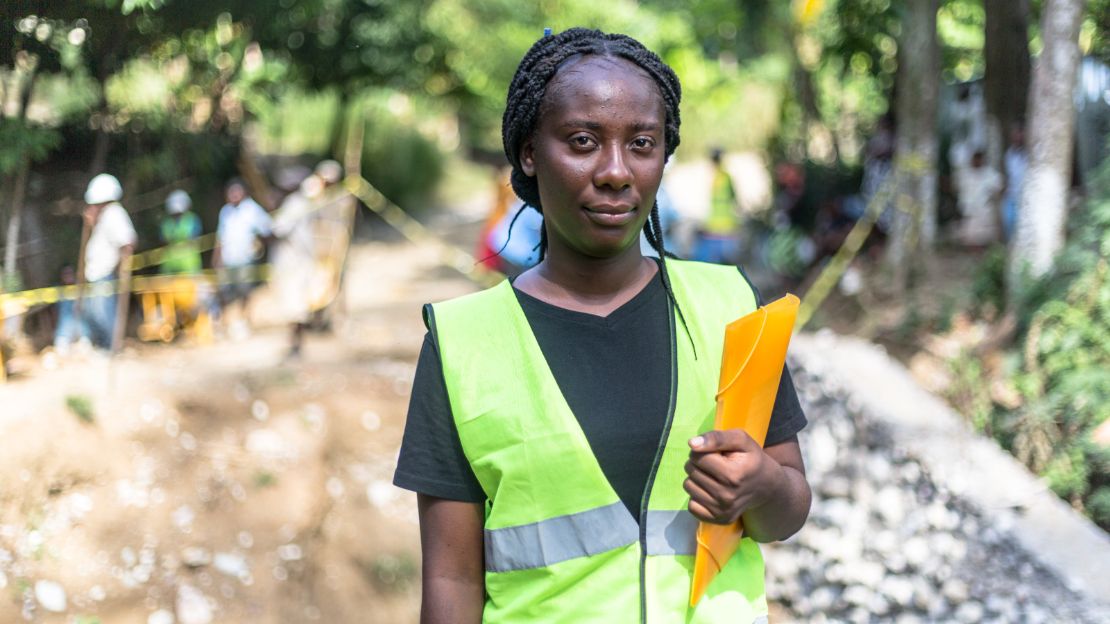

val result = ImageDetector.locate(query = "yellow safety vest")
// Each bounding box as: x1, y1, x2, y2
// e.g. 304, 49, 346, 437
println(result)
430, 259, 768, 623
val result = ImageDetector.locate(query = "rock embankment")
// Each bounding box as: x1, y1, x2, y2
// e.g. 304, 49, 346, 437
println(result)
765, 333, 1110, 623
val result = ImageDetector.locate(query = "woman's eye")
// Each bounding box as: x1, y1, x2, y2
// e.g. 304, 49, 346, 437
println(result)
570, 136, 595, 149
632, 137, 655, 150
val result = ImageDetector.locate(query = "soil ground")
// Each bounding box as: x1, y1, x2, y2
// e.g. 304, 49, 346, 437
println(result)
0, 239, 477, 623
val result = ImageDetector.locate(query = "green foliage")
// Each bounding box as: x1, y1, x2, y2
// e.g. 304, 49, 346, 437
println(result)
970, 245, 1007, 318
65, 394, 95, 424
765, 227, 812, 278
1089, 485, 1110, 527
253, 470, 276, 488
937, 0, 986, 82
0, 120, 61, 175
1083, 0, 1110, 64
361, 114, 445, 211
1001, 156, 1110, 529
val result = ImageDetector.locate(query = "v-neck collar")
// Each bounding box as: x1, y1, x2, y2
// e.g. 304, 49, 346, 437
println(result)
511, 263, 664, 328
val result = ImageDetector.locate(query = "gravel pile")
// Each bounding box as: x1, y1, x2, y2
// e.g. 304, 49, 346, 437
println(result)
767, 361, 1107, 623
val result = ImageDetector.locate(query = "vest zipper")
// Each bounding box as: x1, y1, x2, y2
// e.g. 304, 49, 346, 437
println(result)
638, 301, 680, 624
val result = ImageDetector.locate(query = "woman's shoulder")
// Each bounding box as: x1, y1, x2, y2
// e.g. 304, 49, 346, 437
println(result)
666, 258, 750, 286
422, 279, 516, 330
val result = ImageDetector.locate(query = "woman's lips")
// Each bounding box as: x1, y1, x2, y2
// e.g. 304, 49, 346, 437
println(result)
583, 204, 637, 227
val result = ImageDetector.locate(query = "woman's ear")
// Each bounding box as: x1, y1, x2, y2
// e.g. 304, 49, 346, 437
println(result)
521, 140, 537, 177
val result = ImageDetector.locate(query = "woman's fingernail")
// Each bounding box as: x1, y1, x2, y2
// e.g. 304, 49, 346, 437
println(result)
690, 436, 704, 448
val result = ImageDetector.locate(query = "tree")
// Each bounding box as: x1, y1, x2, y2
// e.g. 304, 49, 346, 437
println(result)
983, 0, 1032, 165
0, 13, 72, 289
1009, 0, 1085, 291
886, 0, 940, 292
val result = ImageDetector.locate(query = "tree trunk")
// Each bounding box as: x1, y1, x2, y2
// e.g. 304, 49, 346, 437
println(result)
1009, 0, 1085, 291
3, 67, 38, 287
88, 78, 112, 175
983, 0, 1032, 172
2, 159, 29, 286
89, 121, 111, 175
886, 0, 939, 292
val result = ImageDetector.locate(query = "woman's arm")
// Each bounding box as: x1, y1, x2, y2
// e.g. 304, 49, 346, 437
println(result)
418, 494, 486, 624
684, 431, 811, 543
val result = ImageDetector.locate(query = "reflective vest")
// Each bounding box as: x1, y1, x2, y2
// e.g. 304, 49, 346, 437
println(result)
429, 259, 768, 624
159, 212, 202, 275
705, 168, 740, 236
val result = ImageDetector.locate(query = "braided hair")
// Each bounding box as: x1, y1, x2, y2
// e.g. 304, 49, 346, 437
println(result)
501, 27, 696, 354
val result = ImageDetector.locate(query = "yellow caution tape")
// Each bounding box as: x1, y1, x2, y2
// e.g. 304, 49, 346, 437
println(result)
346, 176, 503, 289
796, 155, 933, 329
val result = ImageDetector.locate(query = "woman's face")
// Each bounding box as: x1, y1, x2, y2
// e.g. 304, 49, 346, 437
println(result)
521, 55, 666, 259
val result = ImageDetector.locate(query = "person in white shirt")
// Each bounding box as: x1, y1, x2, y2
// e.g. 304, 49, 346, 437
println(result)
213, 178, 271, 338
955, 150, 1004, 247
81, 173, 137, 350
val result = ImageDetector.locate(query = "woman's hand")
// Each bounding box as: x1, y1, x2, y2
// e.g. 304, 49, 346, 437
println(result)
684, 431, 811, 542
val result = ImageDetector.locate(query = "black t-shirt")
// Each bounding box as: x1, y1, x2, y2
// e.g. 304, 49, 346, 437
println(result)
393, 267, 807, 520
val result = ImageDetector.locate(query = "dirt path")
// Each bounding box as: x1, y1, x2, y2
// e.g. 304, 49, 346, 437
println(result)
0, 241, 478, 623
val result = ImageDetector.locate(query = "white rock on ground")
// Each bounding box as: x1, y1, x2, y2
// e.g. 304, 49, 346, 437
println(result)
33, 579, 66, 612
175, 583, 213, 624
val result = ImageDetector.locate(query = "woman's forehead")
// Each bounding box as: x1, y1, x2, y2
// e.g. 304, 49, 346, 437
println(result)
541, 55, 664, 121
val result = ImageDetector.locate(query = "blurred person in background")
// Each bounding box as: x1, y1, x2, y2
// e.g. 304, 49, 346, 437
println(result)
80, 173, 136, 351
52, 265, 86, 356
158, 189, 205, 331
476, 167, 517, 272
310, 159, 357, 329
955, 149, 1004, 248
213, 178, 271, 340
270, 162, 338, 359
160, 190, 202, 276
862, 113, 896, 236
485, 200, 544, 276
693, 147, 741, 264
1002, 124, 1027, 241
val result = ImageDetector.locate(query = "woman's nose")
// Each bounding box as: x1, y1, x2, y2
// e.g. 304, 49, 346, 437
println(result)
593, 144, 634, 190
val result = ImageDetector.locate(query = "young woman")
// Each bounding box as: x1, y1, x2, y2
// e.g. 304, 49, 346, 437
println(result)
394, 28, 812, 623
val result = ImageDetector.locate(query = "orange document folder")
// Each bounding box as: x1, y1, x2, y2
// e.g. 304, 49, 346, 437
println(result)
690, 293, 800, 607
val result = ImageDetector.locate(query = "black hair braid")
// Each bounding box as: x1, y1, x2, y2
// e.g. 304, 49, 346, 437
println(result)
643, 201, 698, 359
501, 27, 695, 355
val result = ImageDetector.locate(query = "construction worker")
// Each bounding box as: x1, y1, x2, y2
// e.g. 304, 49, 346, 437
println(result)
693, 147, 742, 265
393, 28, 811, 623
159, 190, 202, 276
80, 173, 136, 350
153, 189, 203, 337
213, 179, 271, 340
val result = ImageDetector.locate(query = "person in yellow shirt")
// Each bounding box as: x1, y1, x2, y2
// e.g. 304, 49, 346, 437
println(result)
694, 148, 741, 264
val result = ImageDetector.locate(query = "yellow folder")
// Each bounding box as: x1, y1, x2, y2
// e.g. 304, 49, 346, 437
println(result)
690, 293, 800, 607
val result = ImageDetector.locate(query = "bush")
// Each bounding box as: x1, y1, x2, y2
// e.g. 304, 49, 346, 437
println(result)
1002, 160, 1110, 529
362, 122, 444, 212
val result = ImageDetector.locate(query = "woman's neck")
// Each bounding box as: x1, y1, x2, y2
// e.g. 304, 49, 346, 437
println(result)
514, 244, 657, 316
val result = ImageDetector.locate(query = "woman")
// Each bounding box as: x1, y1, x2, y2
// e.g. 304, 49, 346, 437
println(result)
394, 28, 811, 623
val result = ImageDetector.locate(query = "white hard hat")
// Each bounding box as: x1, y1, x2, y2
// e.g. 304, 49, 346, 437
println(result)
166, 189, 191, 214
85, 173, 123, 204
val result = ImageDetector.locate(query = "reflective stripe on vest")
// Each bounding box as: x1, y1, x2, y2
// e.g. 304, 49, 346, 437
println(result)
432, 259, 768, 623
485, 505, 701, 573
